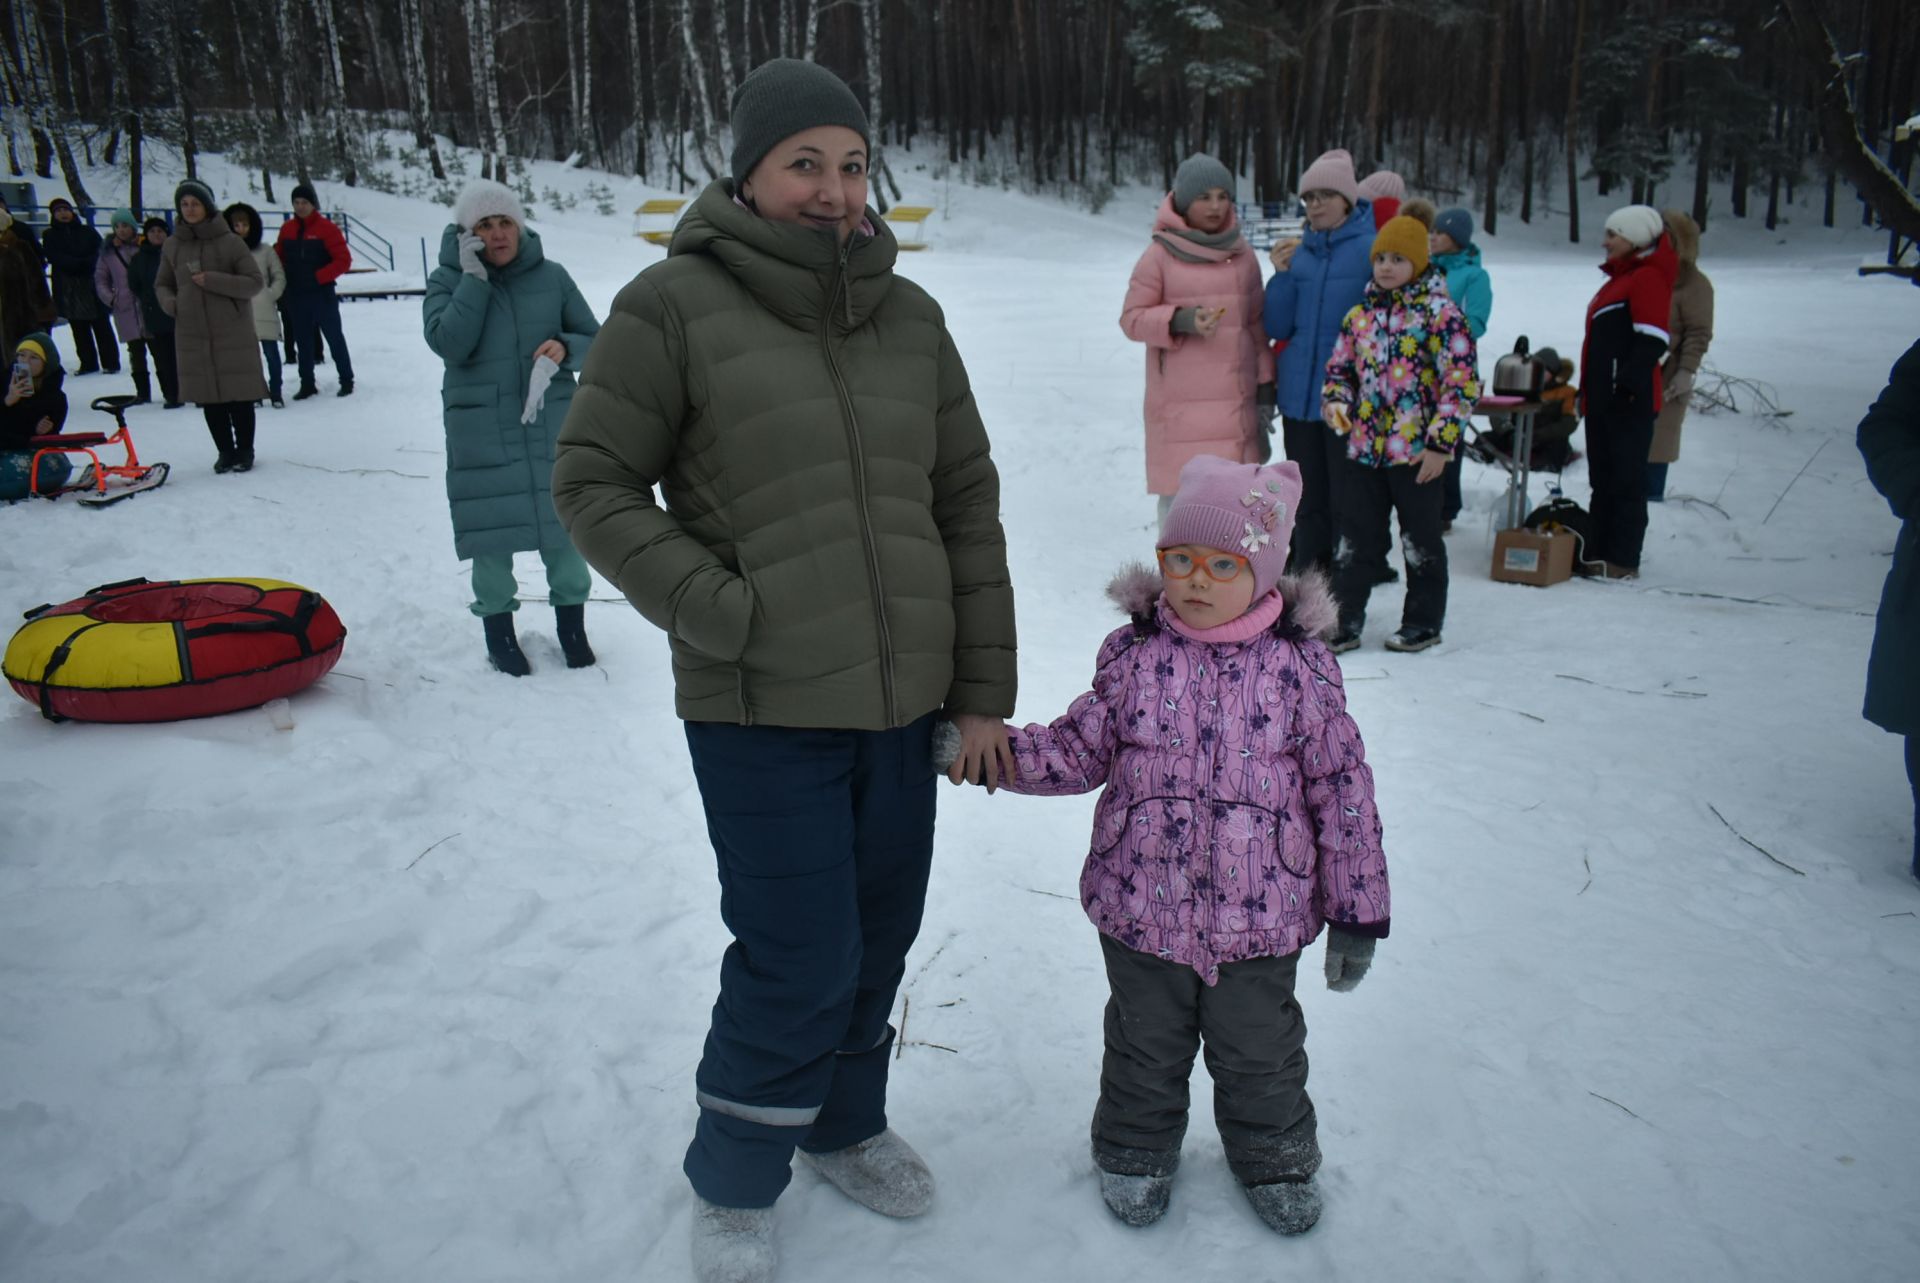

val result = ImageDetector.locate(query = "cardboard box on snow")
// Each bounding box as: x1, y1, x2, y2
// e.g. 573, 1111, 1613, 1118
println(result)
1491, 527, 1575, 586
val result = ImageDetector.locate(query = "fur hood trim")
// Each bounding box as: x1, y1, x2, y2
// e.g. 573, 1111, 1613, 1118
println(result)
1106, 562, 1339, 642
1662, 208, 1700, 268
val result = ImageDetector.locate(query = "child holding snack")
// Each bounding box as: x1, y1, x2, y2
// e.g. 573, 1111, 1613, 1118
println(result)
943, 455, 1389, 1235
1320, 215, 1480, 652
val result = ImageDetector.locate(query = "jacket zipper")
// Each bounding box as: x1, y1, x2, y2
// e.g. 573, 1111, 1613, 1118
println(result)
820, 237, 898, 726
1197, 657, 1222, 942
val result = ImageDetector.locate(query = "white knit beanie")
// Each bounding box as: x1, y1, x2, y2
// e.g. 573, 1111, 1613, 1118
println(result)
453, 179, 526, 231
1604, 204, 1664, 249
1356, 171, 1405, 202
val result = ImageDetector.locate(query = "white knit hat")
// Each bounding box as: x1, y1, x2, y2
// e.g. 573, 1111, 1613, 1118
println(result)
1357, 171, 1405, 202
453, 179, 526, 231
1604, 204, 1664, 249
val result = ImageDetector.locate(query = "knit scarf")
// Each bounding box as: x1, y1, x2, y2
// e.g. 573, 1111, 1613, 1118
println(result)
1163, 589, 1286, 644
1153, 224, 1245, 263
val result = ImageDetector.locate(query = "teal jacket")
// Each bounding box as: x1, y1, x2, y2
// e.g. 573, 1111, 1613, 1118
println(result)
1433, 244, 1492, 340
422, 226, 600, 558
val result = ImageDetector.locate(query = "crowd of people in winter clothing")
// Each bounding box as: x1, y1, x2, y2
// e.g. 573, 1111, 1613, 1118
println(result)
0, 178, 361, 482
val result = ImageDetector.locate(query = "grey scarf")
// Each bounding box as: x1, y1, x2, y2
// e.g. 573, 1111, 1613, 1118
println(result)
1153, 224, 1245, 263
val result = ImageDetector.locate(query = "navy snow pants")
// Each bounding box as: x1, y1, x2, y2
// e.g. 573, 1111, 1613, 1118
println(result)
681, 714, 938, 1208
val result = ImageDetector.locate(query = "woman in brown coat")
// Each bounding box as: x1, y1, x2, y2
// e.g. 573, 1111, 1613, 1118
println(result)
1647, 209, 1714, 500
158, 179, 267, 473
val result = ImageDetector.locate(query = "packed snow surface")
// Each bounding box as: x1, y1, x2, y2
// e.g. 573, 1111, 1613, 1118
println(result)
3, 149, 1918, 1282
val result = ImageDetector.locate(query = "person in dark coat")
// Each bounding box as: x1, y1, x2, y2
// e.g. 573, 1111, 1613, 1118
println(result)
1858, 337, 1920, 880
42, 197, 119, 375
274, 182, 355, 399
1577, 205, 1677, 579
0, 331, 73, 499
0, 207, 51, 369
129, 218, 183, 409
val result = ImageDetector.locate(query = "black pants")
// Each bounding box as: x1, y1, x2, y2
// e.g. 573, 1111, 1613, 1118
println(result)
1907, 735, 1918, 880
202, 402, 257, 461
1282, 418, 1345, 576
67, 313, 120, 372
123, 340, 151, 400
1585, 410, 1656, 569
1092, 935, 1318, 1186
1443, 452, 1464, 521
1332, 457, 1449, 635
288, 290, 353, 389
144, 333, 180, 405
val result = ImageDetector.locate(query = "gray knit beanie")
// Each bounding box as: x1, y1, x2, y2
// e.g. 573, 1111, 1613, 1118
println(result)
1171, 153, 1235, 213
1434, 206, 1475, 249
730, 58, 871, 187
174, 179, 218, 215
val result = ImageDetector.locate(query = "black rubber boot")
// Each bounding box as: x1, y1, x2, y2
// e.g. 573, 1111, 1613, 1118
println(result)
482, 613, 530, 676
555, 604, 595, 668
132, 369, 152, 403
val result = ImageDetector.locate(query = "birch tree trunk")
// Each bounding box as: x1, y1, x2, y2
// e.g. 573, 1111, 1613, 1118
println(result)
803, 0, 820, 61
8, 3, 93, 205
861, 0, 899, 206
627, 0, 649, 177
467, 0, 509, 182
712, 0, 738, 107
564, 0, 585, 155
1483, 0, 1507, 235
580, 0, 596, 161
311, 0, 357, 184
677, 0, 724, 178
399, 0, 449, 179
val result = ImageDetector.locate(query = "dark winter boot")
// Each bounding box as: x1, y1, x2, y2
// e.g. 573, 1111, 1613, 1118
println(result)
482, 613, 531, 677
292, 384, 320, 401
1092, 1139, 1179, 1227
131, 369, 152, 404
336, 380, 354, 397
554, 604, 595, 668
1242, 1177, 1323, 1235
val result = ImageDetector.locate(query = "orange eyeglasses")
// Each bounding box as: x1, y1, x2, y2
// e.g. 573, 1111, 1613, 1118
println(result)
1157, 547, 1250, 583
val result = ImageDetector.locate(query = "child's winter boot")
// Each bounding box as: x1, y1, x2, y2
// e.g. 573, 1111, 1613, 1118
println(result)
554, 603, 595, 668
1242, 1176, 1323, 1235
798, 1128, 934, 1217
1092, 1139, 1179, 1227
690, 1196, 776, 1283
482, 613, 530, 677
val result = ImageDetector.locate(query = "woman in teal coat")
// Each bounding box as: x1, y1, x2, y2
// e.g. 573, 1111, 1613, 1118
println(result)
423, 180, 601, 674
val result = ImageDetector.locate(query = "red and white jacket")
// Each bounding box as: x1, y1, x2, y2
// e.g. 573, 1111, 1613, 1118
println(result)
1580, 233, 1678, 420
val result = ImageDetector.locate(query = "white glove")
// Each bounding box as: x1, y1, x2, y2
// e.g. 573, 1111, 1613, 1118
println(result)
458, 233, 487, 279
521, 355, 559, 424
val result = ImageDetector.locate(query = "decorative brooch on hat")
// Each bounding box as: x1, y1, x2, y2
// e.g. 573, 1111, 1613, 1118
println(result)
1239, 483, 1288, 554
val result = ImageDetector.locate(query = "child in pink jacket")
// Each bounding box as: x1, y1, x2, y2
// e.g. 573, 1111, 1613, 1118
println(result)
1120, 154, 1275, 520
947, 455, 1389, 1235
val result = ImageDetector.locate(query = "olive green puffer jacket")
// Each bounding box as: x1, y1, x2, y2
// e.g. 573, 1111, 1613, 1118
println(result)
553, 181, 1016, 729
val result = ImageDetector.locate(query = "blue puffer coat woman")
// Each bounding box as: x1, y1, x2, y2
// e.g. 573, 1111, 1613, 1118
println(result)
422, 179, 601, 674
1262, 188, 1374, 572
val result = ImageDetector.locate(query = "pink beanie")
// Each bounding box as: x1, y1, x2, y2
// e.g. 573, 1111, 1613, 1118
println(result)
1357, 170, 1405, 202
1298, 149, 1360, 205
1158, 456, 1303, 602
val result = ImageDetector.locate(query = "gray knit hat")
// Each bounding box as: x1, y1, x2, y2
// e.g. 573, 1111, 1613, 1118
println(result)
174, 179, 217, 215
1171, 153, 1235, 213
1434, 206, 1475, 249
730, 58, 871, 187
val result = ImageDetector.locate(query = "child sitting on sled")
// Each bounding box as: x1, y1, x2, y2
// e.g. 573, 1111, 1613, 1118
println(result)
1, 332, 73, 500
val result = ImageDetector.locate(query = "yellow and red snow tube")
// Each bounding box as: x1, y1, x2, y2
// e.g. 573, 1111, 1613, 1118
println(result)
4, 577, 347, 723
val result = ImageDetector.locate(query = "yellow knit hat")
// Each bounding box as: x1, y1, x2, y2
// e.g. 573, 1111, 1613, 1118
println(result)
15, 337, 48, 365
1371, 215, 1430, 276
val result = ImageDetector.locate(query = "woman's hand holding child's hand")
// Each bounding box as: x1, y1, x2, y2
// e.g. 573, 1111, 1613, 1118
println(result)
944, 713, 1017, 793
1413, 450, 1448, 485
1321, 402, 1352, 434
1323, 929, 1375, 992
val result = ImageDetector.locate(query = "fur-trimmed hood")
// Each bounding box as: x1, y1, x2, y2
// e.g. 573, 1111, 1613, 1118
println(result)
1661, 208, 1700, 268
1105, 562, 1340, 642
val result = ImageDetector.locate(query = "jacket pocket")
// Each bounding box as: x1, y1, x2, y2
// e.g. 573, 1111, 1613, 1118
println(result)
442, 386, 508, 468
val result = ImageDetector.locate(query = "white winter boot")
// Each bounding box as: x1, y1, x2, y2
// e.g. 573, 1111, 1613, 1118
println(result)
1242, 1176, 1323, 1235
1098, 1170, 1175, 1226
691, 1197, 777, 1283
797, 1128, 935, 1217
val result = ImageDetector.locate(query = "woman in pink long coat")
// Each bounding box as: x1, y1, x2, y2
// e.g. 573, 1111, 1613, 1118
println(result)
1120, 153, 1274, 519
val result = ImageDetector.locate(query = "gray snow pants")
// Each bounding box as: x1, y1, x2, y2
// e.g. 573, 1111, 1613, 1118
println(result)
1091, 933, 1320, 1187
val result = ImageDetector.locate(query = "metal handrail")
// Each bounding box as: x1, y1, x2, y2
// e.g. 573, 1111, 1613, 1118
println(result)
334, 211, 394, 272
28, 202, 397, 271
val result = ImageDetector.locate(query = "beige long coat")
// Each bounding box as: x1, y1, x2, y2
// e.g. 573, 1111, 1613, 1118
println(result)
1651, 212, 1714, 464
158, 214, 268, 405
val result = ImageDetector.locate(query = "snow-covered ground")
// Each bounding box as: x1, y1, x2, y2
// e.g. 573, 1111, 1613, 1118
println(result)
3, 145, 1918, 1283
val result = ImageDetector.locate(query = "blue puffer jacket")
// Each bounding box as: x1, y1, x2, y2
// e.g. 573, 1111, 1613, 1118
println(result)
1433, 244, 1492, 340
1262, 199, 1375, 422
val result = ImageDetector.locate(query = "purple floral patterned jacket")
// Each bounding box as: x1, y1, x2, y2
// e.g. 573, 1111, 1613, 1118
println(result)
1002, 566, 1390, 984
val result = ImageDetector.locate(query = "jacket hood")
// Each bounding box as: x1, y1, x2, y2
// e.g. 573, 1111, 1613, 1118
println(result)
1303, 198, 1375, 255
438, 223, 548, 277
175, 213, 235, 243
224, 203, 263, 249
1106, 562, 1339, 641
1600, 231, 1679, 287
15, 331, 65, 395
1662, 210, 1700, 267
669, 179, 898, 332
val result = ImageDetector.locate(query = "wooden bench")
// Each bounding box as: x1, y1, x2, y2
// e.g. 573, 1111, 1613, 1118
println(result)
634, 198, 689, 246
884, 205, 936, 250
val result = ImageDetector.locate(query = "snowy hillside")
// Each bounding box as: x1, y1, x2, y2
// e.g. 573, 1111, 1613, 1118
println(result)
3, 145, 1918, 1283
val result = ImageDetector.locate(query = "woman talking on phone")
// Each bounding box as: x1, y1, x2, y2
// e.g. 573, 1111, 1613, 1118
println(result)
1120, 152, 1273, 524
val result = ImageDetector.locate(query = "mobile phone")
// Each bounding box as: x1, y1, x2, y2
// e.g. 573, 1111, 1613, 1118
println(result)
10, 356, 28, 386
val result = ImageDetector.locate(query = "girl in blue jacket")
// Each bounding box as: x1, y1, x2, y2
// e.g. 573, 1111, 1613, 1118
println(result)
1262, 148, 1374, 574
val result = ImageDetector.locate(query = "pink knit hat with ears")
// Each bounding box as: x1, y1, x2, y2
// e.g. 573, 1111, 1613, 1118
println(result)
1298, 149, 1360, 204
1158, 456, 1304, 602
1357, 170, 1405, 202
